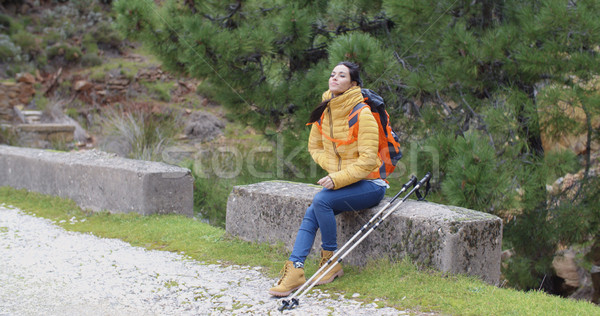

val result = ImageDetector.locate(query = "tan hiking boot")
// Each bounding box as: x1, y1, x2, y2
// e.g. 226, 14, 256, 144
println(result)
313, 250, 344, 285
269, 260, 305, 297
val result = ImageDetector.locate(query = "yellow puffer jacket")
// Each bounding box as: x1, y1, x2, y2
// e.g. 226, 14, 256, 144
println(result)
308, 86, 382, 189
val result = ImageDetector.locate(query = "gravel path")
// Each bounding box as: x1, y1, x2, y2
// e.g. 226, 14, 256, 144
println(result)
0, 204, 405, 315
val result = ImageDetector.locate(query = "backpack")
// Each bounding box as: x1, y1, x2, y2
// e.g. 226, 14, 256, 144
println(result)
314, 88, 403, 181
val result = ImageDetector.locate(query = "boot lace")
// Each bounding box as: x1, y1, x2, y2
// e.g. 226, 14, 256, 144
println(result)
276, 263, 291, 285
320, 252, 334, 267
319, 256, 328, 267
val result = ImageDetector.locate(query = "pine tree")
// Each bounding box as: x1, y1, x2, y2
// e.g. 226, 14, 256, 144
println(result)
384, 0, 600, 290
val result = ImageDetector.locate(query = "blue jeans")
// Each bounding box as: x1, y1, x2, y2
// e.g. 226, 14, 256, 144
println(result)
289, 180, 386, 263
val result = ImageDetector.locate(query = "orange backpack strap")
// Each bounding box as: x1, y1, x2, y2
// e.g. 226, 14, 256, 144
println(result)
308, 103, 369, 147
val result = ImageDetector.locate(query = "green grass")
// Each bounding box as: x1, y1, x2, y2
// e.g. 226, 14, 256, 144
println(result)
1, 186, 598, 315
87, 58, 149, 82
142, 81, 172, 102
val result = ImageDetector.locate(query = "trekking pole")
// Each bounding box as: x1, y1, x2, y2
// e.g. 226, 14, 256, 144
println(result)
278, 172, 431, 312
278, 175, 417, 311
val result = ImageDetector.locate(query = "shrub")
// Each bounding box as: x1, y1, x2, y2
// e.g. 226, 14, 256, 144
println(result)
543, 149, 579, 184
71, 0, 98, 15
0, 125, 17, 145
80, 53, 102, 67
34, 52, 48, 67
42, 30, 62, 46
93, 20, 123, 50
31, 94, 50, 112
11, 30, 39, 58
143, 82, 172, 102
82, 33, 98, 54
0, 13, 12, 34
185, 139, 280, 227
99, 108, 181, 161
189, 162, 233, 227
0, 34, 21, 62
46, 43, 82, 62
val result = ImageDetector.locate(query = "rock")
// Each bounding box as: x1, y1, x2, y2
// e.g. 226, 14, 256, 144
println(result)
551, 246, 598, 303
183, 111, 225, 142
107, 78, 130, 86
17, 84, 35, 104
501, 249, 514, 261
0, 108, 15, 122
35, 70, 43, 82
539, 92, 600, 155
16, 72, 36, 84
20, 110, 42, 124
553, 250, 580, 288
74, 80, 93, 91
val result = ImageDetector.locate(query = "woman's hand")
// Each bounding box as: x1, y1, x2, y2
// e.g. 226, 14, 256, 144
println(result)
317, 176, 334, 189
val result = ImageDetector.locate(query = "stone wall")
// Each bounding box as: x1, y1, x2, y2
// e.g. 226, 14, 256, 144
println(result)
13, 124, 75, 148
0, 74, 36, 123
226, 181, 503, 285
0, 145, 193, 216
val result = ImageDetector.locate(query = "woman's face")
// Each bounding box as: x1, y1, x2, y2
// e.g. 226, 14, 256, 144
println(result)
329, 65, 356, 96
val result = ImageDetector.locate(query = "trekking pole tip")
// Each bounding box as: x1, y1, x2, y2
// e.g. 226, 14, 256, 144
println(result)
278, 299, 289, 312
290, 298, 299, 309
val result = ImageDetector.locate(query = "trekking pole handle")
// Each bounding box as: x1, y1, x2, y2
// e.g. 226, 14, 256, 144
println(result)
416, 172, 431, 189
390, 175, 417, 204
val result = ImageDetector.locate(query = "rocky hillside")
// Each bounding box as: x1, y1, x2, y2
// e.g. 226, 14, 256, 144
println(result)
1, 1, 231, 158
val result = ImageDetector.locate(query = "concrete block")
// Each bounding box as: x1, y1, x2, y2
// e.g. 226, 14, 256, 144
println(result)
226, 180, 503, 285
16, 124, 75, 145
0, 145, 193, 216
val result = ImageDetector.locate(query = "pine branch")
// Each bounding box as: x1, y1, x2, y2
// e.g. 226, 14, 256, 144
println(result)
571, 100, 593, 202
184, 0, 197, 14
259, 6, 284, 14
357, 14, 394, 34
436, 90, 453, 115
203, 0, 242, 28
394, 52, 410, 70
458, 88, 496, 149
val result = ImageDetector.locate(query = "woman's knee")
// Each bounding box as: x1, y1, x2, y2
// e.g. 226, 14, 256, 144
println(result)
312, 191, 332, 210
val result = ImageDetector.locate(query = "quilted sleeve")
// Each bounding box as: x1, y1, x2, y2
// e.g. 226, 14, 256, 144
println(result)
308, 123, 327, 169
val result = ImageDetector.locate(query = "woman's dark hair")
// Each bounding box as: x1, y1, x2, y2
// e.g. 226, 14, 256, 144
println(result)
308, 61, 362, 123
339, 61, 362, 87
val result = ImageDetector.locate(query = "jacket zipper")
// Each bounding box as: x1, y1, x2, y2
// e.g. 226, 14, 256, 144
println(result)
327, 107, 342, 171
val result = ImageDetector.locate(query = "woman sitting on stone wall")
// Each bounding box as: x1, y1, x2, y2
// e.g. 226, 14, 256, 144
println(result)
269, 61, 388, 297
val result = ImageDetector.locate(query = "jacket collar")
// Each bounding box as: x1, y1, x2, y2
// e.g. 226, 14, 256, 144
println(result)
323, 86, 363, 117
